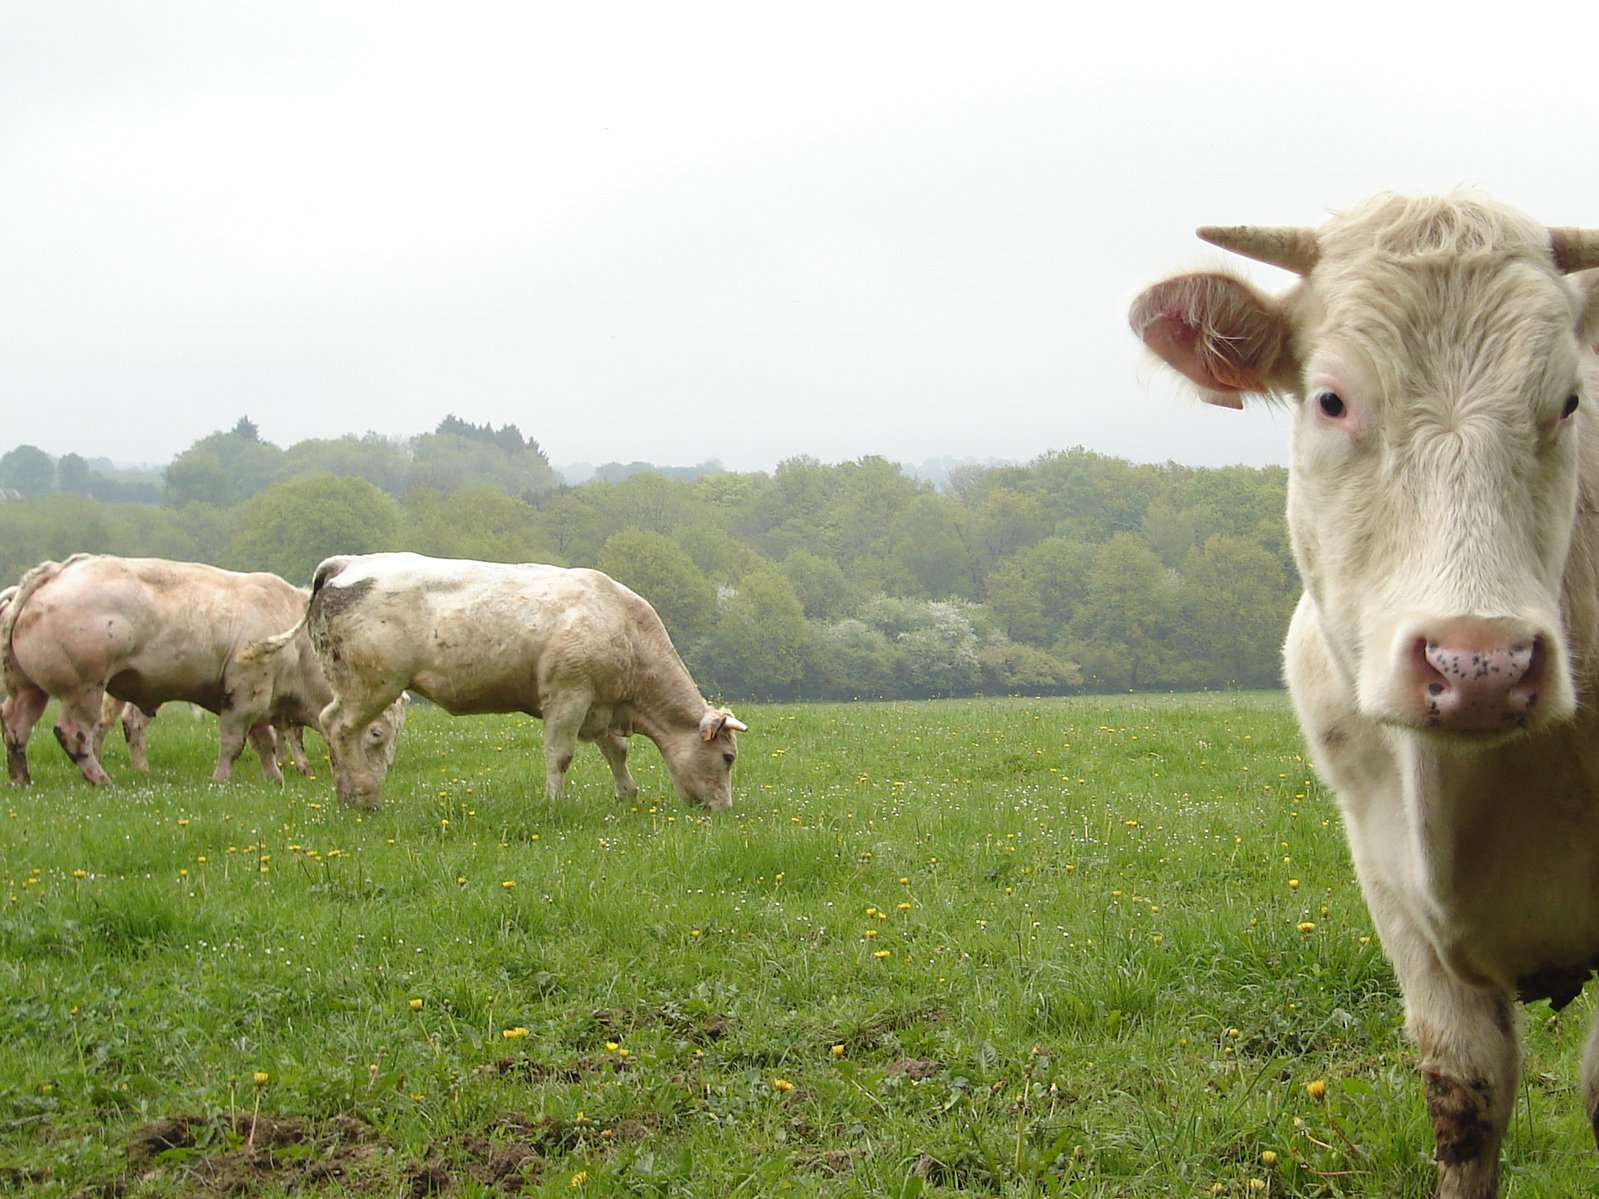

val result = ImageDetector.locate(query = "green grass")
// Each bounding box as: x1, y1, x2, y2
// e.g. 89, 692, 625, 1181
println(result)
1, 694, 1595, 1196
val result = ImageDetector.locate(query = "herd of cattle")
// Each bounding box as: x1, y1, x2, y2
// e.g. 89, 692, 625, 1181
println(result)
0, 551, 744, 811
3, 192, 1597, 1195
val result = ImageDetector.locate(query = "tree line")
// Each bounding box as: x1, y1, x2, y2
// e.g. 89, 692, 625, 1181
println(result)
0, 418, 1297, 701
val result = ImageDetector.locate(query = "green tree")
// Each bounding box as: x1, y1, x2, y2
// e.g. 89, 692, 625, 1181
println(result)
227, 473, 400, 583
403, 487, 554, 563
0, 494, 112, 582
697, 568, 811, 700
0, 445, 55, 497
778, 548, 855, 621
55, 452, 92, 494
596, 528, 717, 649
675, 526, 761, 586
1177, 534, 1295, 687
890, 493, 975, 598
164, 426, 283, 507
1071, 534, 1177, 690
812, 618, 896, 699
975, 637, 1082, 695
983, 556, 1049, 643
971, 486, 1049, 569
279, 434, 414, 496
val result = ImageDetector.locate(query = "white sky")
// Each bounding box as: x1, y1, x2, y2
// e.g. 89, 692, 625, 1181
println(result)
4, 1, 1596, 474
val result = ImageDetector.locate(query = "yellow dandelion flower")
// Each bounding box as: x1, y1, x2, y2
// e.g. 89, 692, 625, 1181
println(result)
1297, 921, 1317, 933
502, 1026, 528, 1039
409, 998, 424, 1012
773, 1078, 794, 1092
1288, 878, 1300, 890
605, 1041, 619, 1052
252, 1071, 269, 1086
72, 869, 86, 880
1261, 1150, 1278, 1166
897, 902, 911, 912
873, 949, 891, 960
1306, 1078, 1327, 1099
501, 880, 516, 890
831, 1044, 845, 1057
570, 1171, 588, 1187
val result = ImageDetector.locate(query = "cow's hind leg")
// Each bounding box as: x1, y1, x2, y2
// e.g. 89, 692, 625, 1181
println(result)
247, 721, 284, 783
594, 729, 638, 800
122, 706, 153, 771
1409, 982, 1518, 1199
53, 689, 113, 785
3, 686, 49, 785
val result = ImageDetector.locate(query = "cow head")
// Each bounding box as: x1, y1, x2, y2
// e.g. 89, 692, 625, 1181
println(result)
660, 707, 746, 810
1132, 194, 1599, 737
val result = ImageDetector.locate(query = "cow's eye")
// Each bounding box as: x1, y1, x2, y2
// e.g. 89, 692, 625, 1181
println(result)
723, 751, 736, 765
1316, 392, 1346, 419
1562, 394, 1580, 420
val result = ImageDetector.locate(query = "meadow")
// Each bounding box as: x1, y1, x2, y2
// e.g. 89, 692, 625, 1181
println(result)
1, 694, 1595, 1197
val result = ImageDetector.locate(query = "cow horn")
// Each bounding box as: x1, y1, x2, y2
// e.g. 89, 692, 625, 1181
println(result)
1197, 225, 1320, 275
1549, 228, 1599, 274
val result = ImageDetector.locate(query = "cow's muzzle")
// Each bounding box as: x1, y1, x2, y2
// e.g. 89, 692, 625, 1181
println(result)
1402, 616, 1549, 733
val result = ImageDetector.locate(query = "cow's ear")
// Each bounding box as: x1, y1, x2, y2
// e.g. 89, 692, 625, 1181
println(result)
700, 709, 748, 742
1129, 272, 1294, 407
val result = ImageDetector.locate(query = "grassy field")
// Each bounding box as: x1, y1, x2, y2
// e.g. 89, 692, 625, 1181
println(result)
1, 693, 1595, 1197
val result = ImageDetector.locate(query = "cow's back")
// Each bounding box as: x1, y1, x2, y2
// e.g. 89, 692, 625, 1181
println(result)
310, 554, 646, 717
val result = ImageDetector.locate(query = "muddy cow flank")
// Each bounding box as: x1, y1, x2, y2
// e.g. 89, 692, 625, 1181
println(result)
1133, 194, 1599, 1198
305, 552, 744, 809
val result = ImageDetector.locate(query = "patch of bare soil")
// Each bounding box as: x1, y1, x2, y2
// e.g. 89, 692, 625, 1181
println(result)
126, 1112, 380, 1195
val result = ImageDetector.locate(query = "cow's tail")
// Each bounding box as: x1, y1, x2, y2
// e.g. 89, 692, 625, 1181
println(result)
235, 621, 304, 668
298, 554, 357, 648
238, 560, 343, 668
310, 555, 352, 600
1, 555, 91, 692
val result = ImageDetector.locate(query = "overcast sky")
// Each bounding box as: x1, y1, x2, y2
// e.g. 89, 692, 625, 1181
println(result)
4, 2, 1596, 475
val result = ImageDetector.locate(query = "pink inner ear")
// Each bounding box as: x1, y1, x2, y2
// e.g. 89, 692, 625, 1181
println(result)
1140, 309, 1243, 393
1130, 274, 1277, 402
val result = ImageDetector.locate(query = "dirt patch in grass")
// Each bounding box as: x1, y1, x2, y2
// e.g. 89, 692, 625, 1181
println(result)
885, 1057, 939, 1080
119, 1110, 651, 1197
126, 1112, 381, 1194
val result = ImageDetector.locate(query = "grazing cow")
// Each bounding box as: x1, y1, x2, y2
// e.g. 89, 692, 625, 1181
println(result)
2, 555, 325, 785
93, 648, 405, 780
305, 552, 745, 809
1131, 193, 1599, 1197
229, 622, 407, 776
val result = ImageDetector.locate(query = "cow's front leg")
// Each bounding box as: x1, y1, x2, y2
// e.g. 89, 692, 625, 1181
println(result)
1408, 975, 1517, 1199
53, 690, 112, 786
539, 696, 591, 800
595, 729, 638, 799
